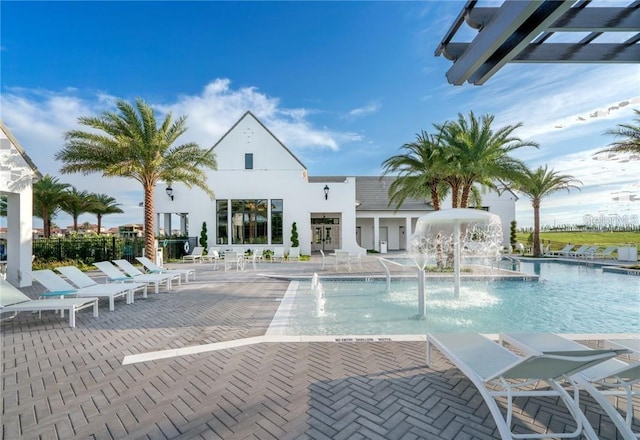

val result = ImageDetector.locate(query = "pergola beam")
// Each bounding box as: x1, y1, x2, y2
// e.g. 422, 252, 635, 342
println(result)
515, 42, 640, 62
445, 1, 574, 85
468, 7, 640, 33
444, 42, 640, 63
435, 1, 640, 86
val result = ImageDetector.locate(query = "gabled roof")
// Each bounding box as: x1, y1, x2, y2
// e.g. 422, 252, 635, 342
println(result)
0, 120, 42, 179
355, 176, 431, 211
210, 111, 306, 170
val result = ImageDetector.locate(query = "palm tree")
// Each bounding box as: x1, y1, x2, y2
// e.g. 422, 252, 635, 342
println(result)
0, 196, 6, 217
435, 111, 537, 207
33, 175, 71, 238
89, 193, 123, 234
598, 108, 640, 158
517, 165, 582, 257
381, 130, 449, 211
56, 98, 217, 261
60, 187, 101, 232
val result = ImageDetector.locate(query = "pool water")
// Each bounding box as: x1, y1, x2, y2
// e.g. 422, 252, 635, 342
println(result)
272, 262, 640, 335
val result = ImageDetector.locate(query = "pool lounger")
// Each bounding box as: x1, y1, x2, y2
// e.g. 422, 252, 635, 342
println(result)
500, 333, 639, 440
1, 279, 98, 328
426, 332, 628, 440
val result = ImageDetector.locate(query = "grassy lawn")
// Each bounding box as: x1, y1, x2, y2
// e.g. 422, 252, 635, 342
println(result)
515, 231, 639, 249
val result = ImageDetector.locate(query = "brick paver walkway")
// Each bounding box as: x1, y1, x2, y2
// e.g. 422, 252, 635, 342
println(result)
2, 255, 637, 439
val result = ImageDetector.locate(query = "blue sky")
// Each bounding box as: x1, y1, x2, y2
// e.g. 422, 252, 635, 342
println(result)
1, 1, 638, 230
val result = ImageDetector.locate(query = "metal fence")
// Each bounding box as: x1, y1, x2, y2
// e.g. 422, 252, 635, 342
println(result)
33, 236, 197, 264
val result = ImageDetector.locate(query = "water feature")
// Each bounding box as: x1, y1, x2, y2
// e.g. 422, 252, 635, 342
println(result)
380, 208, 504, 319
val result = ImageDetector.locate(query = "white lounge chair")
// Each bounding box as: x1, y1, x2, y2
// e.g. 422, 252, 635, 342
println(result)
182, 246, 204, 263
426, 332, 626, 440
136, 256, 195, 283
31, 269, 132, 312
113, 259, 180, 290
574, 245, 599, 259
500, 333, 638, 440
550, 244, 575, 257
56, 265, 147, 300
597, 246, 617, 259
0, 278, 98, 328
94, 261, 170, 294
271, 247, 285, 263
287, 247, 300, 262
568, 244, 591, 258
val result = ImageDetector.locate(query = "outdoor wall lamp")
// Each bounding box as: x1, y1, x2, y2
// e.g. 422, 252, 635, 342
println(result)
324, 185, 330, 200
166, 186, 174, 201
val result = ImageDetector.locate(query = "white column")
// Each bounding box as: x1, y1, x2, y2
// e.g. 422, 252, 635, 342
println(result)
7, 189, 32, 287
163, 213, 172, 235
180, 214, 187, 236
405, 216, 412, 249
373, 216, 380, 252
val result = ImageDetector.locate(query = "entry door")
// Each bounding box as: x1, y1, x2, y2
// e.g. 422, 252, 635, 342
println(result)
313, 225, 338, 251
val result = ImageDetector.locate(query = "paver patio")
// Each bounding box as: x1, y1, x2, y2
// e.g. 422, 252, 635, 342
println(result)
2, 254, 638, 439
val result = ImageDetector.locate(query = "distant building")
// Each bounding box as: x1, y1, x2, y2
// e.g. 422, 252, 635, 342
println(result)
154, 112, 516, 255
118, 224, 144, 238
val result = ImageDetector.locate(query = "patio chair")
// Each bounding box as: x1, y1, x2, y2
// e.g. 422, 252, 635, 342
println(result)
56, 265, 147, 300
252, 248, 264, 263
500, 333, 638, 439
31, 269, 132, 312
182, 246, 204, 263
0, 278, 98, 328
271, 247, 285, 263
319, 249, 334, 270
201, 248, 220, 268
113, 259, 180, 290
94, 261, 168, 294
426, 332, 626, 440
287, 247, 301, 262
334, 250, 351, 272
223, 251, 243, 271
136, 256, 195, 283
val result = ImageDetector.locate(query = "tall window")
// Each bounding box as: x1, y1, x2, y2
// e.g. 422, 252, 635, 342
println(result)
231, 199, 268, 244
271, 199, 283, 244
216, 200, 228, 244
245, 153, 253, 170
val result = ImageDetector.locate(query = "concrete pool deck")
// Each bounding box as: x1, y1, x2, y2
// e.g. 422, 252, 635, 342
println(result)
2, 253, 638, 439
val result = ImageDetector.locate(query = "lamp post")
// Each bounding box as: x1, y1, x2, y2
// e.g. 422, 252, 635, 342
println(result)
166, 186, 174, 201
323, 185, 330, 200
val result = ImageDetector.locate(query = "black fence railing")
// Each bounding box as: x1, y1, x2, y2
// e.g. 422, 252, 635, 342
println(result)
33, 236, 197, 264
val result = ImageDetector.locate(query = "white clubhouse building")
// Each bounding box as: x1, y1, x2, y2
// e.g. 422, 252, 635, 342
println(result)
154, 112, 516, 255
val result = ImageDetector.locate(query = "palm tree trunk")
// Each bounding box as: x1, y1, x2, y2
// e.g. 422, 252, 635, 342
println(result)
144, 185, 156, 263
97, 214, 102, 235
42, 209, 50, 238
461, 184, 470, 208
73, 216, 79, 231
430, 187, 440, 211
533, 200, 541, 257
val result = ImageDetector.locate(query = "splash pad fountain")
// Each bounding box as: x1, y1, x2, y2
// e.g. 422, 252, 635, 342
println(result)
379, 208, 504, 319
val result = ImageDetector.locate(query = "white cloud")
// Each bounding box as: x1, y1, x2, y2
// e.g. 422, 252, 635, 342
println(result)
344, 102, 381, 120
0, 79, 353, 227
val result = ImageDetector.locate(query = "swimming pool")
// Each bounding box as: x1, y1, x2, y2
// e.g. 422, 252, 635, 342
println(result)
268, 261, 640, 335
